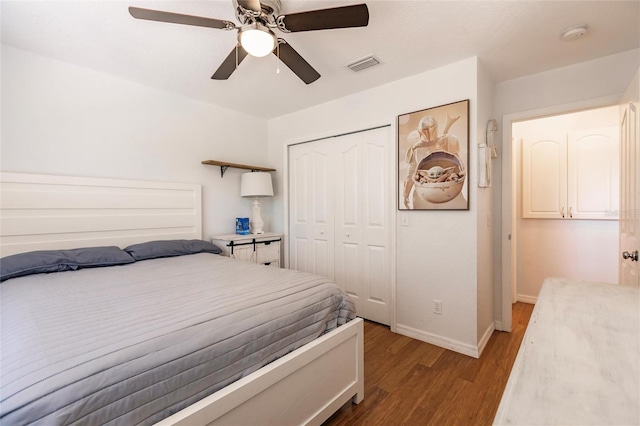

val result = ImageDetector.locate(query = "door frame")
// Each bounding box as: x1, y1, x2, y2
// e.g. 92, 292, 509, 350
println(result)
282, 120, 398, 332
500, 94, 621, 332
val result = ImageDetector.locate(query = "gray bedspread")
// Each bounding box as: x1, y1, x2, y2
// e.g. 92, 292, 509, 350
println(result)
0, 253, 355, 425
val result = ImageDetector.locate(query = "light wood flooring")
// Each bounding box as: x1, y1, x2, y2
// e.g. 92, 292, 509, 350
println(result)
324, 302, 534, 426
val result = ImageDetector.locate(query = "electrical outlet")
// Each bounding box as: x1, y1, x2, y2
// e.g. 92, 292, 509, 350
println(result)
433, 300, 442, 315
401, 214, 409, 227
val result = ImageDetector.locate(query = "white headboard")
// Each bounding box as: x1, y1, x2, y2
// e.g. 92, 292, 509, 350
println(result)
0, 172, 202, 256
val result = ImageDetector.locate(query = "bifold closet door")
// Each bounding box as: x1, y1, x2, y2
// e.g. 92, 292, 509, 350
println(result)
333, 127, 392, 325
288, 140, 335, 280
288, 126, 392, 325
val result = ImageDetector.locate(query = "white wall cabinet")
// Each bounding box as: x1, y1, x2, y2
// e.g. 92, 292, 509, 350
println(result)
212, 232, 282, 267
288, 127, 392, 325
522, 126, 619, 220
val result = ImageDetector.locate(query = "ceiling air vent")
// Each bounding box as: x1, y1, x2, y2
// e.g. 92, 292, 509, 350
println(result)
347, 55, 380, 72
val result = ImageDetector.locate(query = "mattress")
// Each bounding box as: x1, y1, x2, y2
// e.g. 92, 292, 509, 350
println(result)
0, 253, 356, 425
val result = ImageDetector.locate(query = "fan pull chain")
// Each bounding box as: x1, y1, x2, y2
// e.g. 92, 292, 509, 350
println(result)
276, 41, 280, 74
235, 43, 239, 69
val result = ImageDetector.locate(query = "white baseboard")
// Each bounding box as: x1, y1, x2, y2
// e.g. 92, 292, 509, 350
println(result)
516, 294, 538, 304
477, 322, 496, 357
494, 320, 504, 331
395, 324, 480, 358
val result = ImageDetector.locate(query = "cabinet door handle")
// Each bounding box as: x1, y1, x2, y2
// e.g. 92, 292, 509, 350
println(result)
569, 207, 573, 218
561, 207, 565, 218
346, 233, 350, 237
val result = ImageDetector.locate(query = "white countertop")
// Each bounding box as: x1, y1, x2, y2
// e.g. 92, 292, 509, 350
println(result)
494, 277, 640, 425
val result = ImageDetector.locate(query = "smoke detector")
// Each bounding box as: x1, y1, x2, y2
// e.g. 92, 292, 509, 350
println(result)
561, 25, 588, 41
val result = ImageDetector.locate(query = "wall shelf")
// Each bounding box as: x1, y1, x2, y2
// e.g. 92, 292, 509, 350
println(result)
202, 160, 276, 178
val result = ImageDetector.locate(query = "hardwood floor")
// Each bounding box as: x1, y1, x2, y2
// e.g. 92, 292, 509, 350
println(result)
324, 302, 534, 426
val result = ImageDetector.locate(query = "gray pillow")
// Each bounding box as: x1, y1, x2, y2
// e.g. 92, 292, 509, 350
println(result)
0, 246, 135, 282
124, 239, 222, 260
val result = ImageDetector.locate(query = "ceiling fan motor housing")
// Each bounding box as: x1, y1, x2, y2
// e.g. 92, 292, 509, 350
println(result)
234, 0, 281, 25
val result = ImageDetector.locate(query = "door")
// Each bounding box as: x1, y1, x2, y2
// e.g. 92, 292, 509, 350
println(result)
334, 127, 392, 325
288, 127, 393, 324
620, 102, 640, 286
289, 141, 335, 278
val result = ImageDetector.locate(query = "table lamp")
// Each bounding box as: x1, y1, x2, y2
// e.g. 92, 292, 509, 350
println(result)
240, 171, 274, 234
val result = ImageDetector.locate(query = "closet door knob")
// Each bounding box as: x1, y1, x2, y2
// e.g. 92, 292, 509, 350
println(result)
346, 233, 350, 237
320, 230, 324, 235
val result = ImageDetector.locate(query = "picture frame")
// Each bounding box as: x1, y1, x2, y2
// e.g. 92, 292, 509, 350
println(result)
397, 99, 470, 210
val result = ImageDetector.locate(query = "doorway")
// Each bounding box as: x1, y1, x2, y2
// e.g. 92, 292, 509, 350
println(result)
499, 95, 621, 332
511, 106, 619, 303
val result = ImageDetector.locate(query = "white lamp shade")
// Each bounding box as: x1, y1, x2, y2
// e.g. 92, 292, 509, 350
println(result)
239, 26, 276, 57
241, 172, 274, 197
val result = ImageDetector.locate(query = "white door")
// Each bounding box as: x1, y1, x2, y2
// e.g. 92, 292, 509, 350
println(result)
289, 142, 335, 278
620, 102, 640, 286
334, 127, 392, 325
288, 127, 392, 324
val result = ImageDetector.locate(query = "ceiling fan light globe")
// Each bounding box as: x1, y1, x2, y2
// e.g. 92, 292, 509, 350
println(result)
239, 26, 276, 57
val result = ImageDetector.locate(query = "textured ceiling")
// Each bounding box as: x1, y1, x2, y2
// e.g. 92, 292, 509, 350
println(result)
2, 0, 639, 119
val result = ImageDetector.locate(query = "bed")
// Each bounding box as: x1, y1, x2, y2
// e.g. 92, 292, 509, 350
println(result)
0, 172, 364, 426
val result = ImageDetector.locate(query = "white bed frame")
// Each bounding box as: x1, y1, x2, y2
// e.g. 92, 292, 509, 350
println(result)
0, 172, 364, 425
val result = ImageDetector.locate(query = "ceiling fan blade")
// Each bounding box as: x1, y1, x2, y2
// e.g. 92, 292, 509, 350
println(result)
278, 4, 369, 32
129, 7, 236, 30
274, 40, 320, 84
237, 0, 262, 13
211, 45, 249, 80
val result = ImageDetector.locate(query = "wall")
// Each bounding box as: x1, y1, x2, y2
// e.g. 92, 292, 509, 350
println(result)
268, 57, 489, 355
1, 46, 269, 239
492, 48, 640, 325
476, 60, 495, 349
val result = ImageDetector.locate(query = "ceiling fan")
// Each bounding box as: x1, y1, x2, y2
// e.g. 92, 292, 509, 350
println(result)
128, 0, 369, 84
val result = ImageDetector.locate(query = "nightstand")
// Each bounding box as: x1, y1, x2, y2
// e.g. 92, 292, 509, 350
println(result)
212, 233, 282, 267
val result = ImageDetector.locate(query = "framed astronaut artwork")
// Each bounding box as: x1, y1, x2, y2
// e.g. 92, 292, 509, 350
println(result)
397, 99, 469, 210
